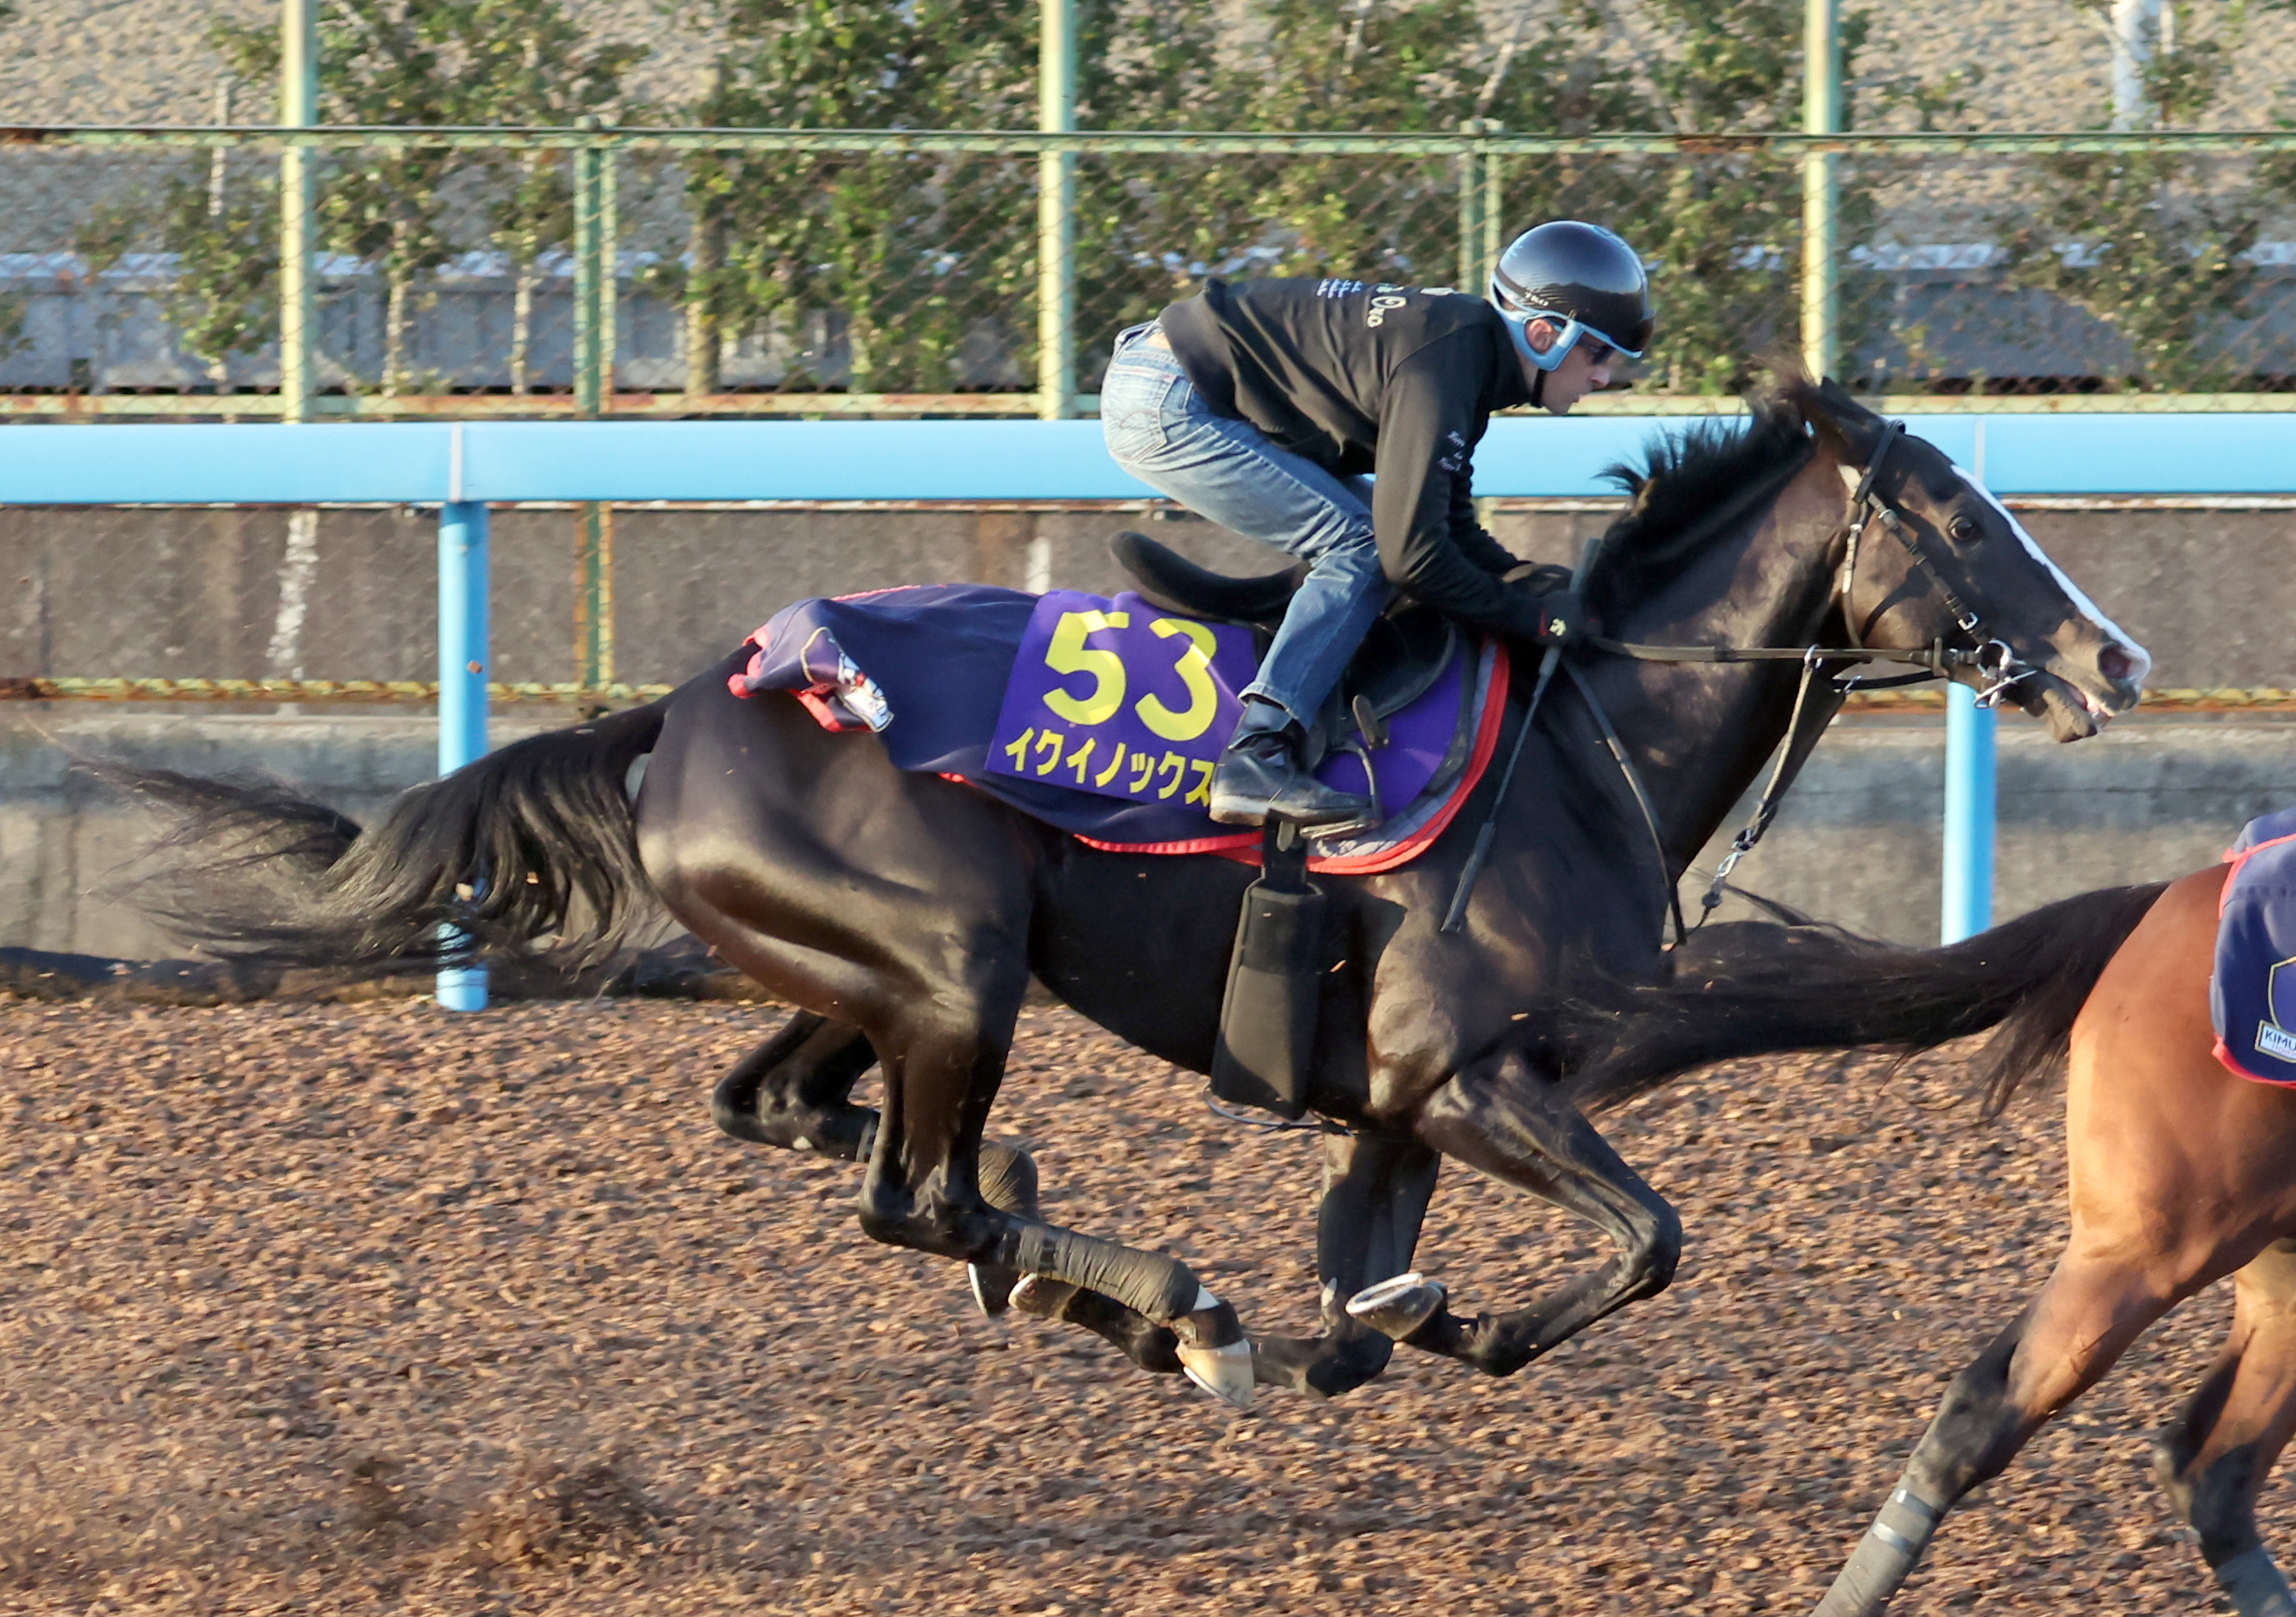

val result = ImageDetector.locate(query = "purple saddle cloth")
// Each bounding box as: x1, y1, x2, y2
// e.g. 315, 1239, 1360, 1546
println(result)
2213, 805, 2296, 1084
728, 583, 1505, 869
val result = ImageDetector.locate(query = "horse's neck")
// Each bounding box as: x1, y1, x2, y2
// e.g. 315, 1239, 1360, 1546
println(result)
1593, 458, 1849, 867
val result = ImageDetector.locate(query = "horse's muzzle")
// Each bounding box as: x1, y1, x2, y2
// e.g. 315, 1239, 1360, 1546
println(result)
2017, 669, 2106, 742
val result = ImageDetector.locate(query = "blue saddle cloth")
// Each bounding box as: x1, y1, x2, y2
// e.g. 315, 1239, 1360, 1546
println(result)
2212, 805, 2296, 1083
727, 582, 1503, 868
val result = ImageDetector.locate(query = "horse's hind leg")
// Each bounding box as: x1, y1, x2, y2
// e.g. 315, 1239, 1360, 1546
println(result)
2156, 1236, 2296, 1617
711, 1013, 881, 1159
1251, 1129, 1441, 1397
1808, 1239, 2247, 1617
706, 1009, 1169, 1360
856, 964, 1255, 1403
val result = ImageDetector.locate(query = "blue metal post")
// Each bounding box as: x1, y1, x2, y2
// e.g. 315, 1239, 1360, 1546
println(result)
437, 499, 490, 1010
1941, 682, 1997, 943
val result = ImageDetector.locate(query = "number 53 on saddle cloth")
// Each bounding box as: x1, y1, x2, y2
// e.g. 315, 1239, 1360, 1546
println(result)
728, 582, 1509, 875
2212, 805, 2296, 1083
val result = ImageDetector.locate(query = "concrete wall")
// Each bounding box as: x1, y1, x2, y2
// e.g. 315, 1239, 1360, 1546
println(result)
0, 712, 556, 960
1691, 715, 2296, 942
7, 708, 2294, 959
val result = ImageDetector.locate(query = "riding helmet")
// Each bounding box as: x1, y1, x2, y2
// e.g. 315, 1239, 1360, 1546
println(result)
1488, 221, 1655, 369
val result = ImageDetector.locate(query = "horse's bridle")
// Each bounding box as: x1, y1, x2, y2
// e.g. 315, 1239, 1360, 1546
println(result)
1443, 418, 2044, 948
1588, 420, 2036, 700
1831, 420, 2039, 708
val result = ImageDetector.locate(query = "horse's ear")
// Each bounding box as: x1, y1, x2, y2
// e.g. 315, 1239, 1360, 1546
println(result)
1789, 373, 1882, 462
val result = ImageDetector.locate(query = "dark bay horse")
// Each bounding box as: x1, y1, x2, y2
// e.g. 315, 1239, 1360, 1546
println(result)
1557, 867, 2296, 1617
128, 377, 2145, 1410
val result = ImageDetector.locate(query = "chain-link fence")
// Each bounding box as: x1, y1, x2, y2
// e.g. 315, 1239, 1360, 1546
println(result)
10, 126, 2296, 417
2, 497, 2292, 714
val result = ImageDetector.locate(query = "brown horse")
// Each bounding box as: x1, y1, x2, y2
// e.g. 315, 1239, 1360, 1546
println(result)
1562, 867, 2296, 1616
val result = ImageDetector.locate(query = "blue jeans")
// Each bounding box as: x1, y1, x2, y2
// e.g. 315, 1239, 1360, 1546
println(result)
1100, 325, 1392, 730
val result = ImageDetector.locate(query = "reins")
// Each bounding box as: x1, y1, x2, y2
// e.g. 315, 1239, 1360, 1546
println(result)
1442, 417, 2030, 947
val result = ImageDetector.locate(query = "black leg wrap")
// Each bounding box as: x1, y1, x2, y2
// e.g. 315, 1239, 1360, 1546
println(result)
967, 1140, 1040, 1319
977, 1141, 1040, 1218
1005, 1220, 1199, 1325
1053, 1287, 1184, 1376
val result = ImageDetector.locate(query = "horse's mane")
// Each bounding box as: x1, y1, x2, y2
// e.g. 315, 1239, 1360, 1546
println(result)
1588, 384, 1817, 610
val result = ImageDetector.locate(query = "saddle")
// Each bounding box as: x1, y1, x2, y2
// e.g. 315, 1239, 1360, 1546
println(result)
1110, 531, 1471, 772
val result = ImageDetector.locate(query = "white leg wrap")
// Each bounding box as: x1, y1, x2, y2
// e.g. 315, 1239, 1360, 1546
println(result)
1813, 1485, 1943, 1617
1175, 1284, 1254, 1410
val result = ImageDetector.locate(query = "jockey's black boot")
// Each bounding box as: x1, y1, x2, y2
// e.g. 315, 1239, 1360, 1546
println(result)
1208, 697, 1378, 837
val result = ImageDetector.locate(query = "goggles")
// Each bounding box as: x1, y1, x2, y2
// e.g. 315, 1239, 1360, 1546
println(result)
1492, 304, 1643, 372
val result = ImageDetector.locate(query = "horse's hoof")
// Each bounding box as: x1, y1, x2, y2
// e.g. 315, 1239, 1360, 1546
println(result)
1345, 1272, 1447, 1339
1175, 1286, 1254, 1410
968, 1262, 1021, 1318
1007, 1273, 1081, 1318
1178, 1339, 1255, 1409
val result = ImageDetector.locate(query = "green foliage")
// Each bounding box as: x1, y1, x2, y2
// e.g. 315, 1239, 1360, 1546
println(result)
446, 0, 645, 391
1525, 0, 1818, 392
677, 0, 1038, 390
670, 0, 1872, 396
214, 3, 466, 391
211, 0, 648, 394
160, 155, 279, 383
1997, 0, 2261, 391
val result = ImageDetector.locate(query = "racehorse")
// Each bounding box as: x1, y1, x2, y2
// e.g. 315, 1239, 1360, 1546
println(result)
1554, 868, 2296, 1617
122, 375, 2145, 1411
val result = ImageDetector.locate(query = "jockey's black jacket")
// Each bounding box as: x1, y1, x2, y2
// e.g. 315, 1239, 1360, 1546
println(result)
1159, 275, 1536, 633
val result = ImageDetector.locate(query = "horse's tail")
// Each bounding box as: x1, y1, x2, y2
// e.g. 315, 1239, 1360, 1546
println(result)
1561, 881, 2170, 1118
113, 696, 671, 971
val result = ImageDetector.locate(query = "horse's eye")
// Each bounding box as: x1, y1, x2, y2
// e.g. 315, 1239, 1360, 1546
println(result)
1947, 515, 1980, 543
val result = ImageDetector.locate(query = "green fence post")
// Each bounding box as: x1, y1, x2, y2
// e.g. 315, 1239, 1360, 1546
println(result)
575, 504, 614, 689
600, 140, 618, 406
1483, 139, 1505, 280
1038, 0, 1077, 421
1451, 126, 1487, 293
1458, 121, 1486, 289
573, 118, 604, 418
278, 0, 318, 420
1801, 0, 1841, 381
572, 119, 612, 689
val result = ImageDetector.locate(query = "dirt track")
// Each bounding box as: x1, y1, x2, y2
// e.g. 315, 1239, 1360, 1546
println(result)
0, 995, 2253, 1614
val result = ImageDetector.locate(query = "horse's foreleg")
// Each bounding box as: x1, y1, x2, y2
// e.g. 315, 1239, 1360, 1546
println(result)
1251, 1129, 1440, 1397
1348, 1050, 1678, 1377
710, 1012, 881, 1158
2156, 1235, 2296, 1617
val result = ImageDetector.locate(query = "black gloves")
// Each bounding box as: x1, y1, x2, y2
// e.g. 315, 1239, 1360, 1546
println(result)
1502, 584, 1588, 647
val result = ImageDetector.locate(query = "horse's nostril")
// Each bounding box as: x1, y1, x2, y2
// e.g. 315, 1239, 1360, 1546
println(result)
2098, 644, 2137, 684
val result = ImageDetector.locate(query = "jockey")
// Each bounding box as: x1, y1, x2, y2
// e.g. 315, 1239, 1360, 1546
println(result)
1101, 221, 1655, 836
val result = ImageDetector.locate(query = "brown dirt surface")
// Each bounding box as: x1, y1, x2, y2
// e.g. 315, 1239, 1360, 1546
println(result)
0, 994, 2253, 1614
